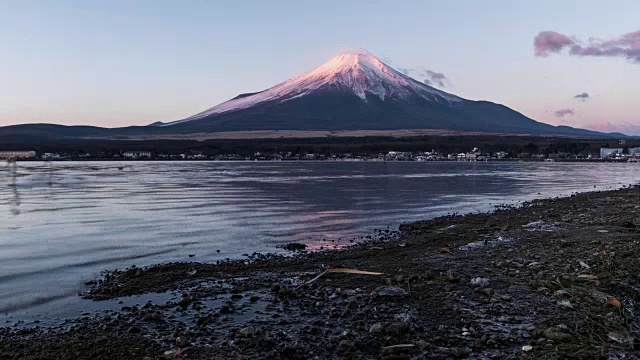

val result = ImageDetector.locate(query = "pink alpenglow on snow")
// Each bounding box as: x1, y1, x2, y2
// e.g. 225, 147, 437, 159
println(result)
534, 30, 640, 63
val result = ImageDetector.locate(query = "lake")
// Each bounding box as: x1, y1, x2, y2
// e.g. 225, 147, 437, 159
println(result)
1, 161, 639, 324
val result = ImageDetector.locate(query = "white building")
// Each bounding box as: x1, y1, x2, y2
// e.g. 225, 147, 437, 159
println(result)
464, 147, 481, 161
42, 153, 62, 159
495, 151, 509, 159
600, 147, 640, 158
600, 148, 623, 158
123, 151, 151, 159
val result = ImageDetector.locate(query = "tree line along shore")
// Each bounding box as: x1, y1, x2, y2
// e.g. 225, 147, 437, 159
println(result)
1, 134, 638, 162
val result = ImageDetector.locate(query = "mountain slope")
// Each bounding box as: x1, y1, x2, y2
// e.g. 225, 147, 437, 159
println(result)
162, 51, 601, 136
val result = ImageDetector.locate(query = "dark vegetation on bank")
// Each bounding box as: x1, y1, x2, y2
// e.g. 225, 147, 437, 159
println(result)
1, 134, 637, 159
1, 186, 639, 359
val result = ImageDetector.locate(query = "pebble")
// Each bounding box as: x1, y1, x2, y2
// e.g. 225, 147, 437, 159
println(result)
338, 340, 354, 353
417, 340, 429, 351
369, 322, 384, 334
342, 289, 357, 296
470, 277, 489, 288
239, 327, 255, 337
163, 349, 181, 358
381, 344, 415, 355
480, 288, 494, 297
387, 321, 410, 334
175, 336, 188, 347
454, 347, 472, 357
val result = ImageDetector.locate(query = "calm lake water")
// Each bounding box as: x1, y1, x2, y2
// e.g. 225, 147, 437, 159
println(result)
1, 161, 639, 323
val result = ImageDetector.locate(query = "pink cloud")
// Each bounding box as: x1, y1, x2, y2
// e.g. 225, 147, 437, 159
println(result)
534, 30, 640, 63
534, 31, 574, 57
586, 120, 640, 135
588, 120, 614, 130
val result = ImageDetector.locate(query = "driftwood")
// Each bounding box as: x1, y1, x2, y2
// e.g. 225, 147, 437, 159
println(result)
295, 268, 383, 291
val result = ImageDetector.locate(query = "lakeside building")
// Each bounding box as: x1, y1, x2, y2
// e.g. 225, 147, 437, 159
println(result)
12, 146, 627, 162
41, 153, 67, 160
600, 147, 640, 158
600, 148, 624, 158
459, 147, 486, 161
495, 151, 509, 159
0, 151, 36, 159
122, 151, 151, 159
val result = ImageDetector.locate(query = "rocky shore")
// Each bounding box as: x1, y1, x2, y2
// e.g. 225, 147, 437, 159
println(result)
2, 186, 639, 359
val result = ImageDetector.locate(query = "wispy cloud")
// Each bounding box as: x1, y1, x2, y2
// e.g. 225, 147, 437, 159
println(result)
554, 108, 575, 118
421, 70, 448, 88
534, 30, 640, 63
386, 60, 450, 88
574, 92, 590, 101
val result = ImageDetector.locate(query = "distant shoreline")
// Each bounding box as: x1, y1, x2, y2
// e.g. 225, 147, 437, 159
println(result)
3, 132, 637, 163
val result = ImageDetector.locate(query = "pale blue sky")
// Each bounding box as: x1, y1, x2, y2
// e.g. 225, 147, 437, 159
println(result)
1, 0, 639, 133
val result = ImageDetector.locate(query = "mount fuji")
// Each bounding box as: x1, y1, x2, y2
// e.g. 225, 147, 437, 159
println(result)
0, 51, 621, 139
156, 51, 600, 136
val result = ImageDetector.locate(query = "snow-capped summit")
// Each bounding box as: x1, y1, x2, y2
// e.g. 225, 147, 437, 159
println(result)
287, 51, 461, 102
168, 51, 461, 125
